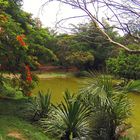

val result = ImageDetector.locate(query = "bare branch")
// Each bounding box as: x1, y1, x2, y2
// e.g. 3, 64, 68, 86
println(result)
55, 15, 88, 28
43, 0, 140, 54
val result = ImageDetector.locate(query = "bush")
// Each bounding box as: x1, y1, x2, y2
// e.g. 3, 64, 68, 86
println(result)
65, 51, 94, 69
80, 74, 132, 140
106, 51, 140, 80
24, 91, 52, 121
0, 76, 22, 98
41, 90, 91, 139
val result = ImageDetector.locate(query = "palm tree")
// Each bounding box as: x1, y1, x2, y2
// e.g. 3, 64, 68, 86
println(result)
41, 90, 91, 140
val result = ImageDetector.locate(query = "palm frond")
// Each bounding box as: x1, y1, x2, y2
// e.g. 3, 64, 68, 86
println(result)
23, 90, 52, 121
41, 90, 91, 139
123, 80, 140, 93
79, 72, 132, 139
80, 73, 114, 107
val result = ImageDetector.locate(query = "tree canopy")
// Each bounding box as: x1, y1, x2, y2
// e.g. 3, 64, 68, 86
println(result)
0, 0, 58, 95
43, 0, 140, 54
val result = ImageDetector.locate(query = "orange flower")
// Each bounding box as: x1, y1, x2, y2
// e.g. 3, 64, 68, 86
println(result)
25, 65, 32, 82
16, 35, 27, 47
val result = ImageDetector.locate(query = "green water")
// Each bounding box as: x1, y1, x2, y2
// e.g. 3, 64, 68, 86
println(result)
33, 77, 82, 103
33, 76, 140, 136
128, 94, 140, 137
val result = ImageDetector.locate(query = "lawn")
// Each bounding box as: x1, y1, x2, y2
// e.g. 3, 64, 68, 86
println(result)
0, 98, 53, 140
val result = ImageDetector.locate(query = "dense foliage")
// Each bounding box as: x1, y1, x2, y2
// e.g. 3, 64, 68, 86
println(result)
26, 91, 52, 121
72, 22, 121, 70
52, 22, 121, 70
41, 91, 91, 139
0, 0, 58, 96
107, 51, 140, 80
80, 74, 132, 140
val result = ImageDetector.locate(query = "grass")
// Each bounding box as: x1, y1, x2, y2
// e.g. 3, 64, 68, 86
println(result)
36, 72, 72, 79
0, 115, 50, 140
0, 98, 53, 140
2, 71, 73, 79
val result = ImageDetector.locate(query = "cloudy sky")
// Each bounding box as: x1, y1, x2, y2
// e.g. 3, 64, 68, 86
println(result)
22, 0, 86, 32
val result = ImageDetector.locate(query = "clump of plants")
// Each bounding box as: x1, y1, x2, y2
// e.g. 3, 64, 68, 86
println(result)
22, 73, 133, 140
80, 73, 132, 140
41, 90, 91, 140
24, 90, 52, 121
0, 75, 22, 98
106, 51, 140, 80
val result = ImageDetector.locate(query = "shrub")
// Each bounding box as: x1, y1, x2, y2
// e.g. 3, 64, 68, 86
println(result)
41, 90, 91, 140
65, 51, 94, 69
106, 51, 140, 80
0, 76, 22, 98
80, 73, 132, 140
24, 90, 52, 121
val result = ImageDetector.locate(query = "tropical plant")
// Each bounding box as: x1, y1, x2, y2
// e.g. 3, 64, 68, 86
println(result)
106, 50, 140, 80
122, 80, 140, 93
25, 90, 52, 121
41, 90, 91, 140
80, 73, 132, 140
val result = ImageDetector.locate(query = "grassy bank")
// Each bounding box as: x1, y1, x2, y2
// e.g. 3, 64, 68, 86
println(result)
0, 116, 50, 140
2, 71, 88, 79
36, 72, 70, 79
35, 71, 89, 79
0, 98, 52, 140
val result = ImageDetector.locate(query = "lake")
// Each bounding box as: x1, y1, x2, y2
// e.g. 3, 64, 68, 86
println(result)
33, 75, 140, 137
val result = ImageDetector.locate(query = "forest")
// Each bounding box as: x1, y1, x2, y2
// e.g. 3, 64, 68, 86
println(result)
0, 0, 140, 140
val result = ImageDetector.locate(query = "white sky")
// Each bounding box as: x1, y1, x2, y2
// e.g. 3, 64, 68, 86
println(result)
22, 0, 87, 32
22, 0, 137, 35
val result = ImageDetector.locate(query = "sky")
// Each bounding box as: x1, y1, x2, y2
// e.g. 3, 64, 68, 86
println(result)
22, 0, 138, 35
22, 0, 121, 34
22, 0, 86, 32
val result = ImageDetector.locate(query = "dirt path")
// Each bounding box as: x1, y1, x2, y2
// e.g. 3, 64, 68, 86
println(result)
7, 131, 26, 140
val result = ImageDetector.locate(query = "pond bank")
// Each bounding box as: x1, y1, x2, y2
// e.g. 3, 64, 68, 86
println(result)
38, 65, 79, 72
33, 74, 140, 139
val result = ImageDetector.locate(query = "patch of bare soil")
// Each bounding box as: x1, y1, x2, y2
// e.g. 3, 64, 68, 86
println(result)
38, 65, 78, 72
7, 131, 26, 140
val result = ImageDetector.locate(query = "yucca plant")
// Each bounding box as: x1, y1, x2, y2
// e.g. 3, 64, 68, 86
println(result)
25, 90, 52, 121
80, 72, 132, 140
123, 80, 140, 93
41, 90, 91, 140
